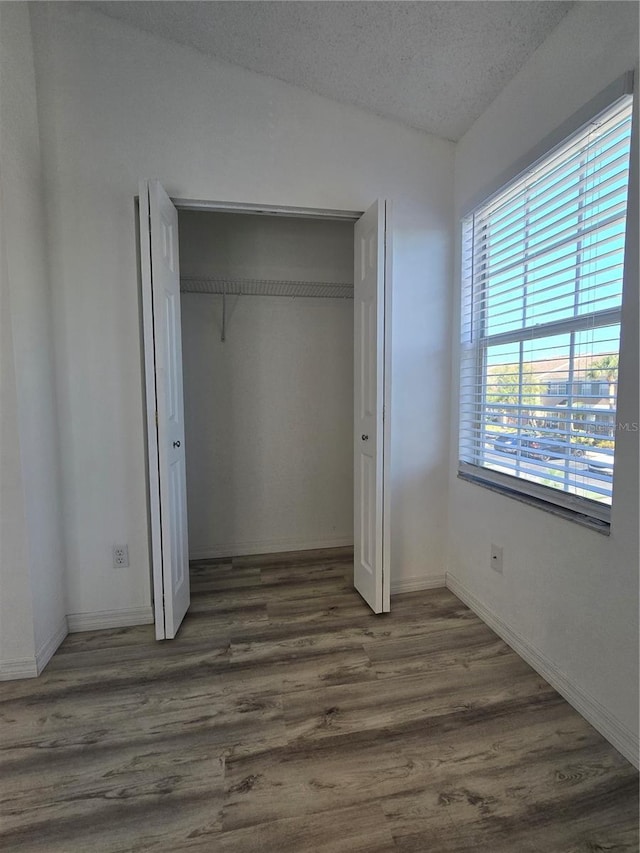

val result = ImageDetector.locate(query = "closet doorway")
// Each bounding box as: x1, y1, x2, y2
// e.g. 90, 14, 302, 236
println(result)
139, 182, 391, 640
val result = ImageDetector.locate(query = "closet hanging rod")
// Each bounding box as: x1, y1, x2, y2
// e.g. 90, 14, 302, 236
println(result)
180, 276, 354, 299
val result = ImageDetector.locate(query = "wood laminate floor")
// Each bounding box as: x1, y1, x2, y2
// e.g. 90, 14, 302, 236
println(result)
1, 548, 637, 852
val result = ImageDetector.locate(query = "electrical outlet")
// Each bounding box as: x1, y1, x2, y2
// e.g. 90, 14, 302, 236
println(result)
490, 543, 503, 574
113, 544, 129, 568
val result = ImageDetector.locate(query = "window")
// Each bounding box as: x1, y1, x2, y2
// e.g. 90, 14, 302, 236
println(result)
459, 95, 633, 524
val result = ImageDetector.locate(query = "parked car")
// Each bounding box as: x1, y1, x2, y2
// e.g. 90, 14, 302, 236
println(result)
586, 457, 614, 479
492, 432, 585, 462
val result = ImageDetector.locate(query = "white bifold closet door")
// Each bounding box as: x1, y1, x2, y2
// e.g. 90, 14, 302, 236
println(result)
353, 199, 390, 614
140, 186, 389, 633
139, 180, 190, 640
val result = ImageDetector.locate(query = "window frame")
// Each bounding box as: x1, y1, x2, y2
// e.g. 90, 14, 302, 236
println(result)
457, 78, 635, 530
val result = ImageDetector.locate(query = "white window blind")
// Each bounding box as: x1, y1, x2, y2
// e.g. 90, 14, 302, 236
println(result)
459, 95, 633, 523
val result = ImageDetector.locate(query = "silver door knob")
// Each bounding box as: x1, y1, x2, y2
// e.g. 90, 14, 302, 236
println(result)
361, 434, 369, 441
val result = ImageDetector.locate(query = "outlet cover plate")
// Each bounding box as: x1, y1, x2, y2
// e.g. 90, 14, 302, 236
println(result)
113, 544, 129, 568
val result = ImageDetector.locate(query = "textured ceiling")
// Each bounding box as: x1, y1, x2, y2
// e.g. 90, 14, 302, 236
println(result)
86, 1, 574, 141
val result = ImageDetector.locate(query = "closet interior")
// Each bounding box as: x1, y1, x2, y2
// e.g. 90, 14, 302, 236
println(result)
178, 210, 356, 560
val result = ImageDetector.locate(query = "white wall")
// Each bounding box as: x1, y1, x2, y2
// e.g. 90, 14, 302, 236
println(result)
448, 2, 639, 761
179, 210, 354, 284
0, 174, 35, 671
29, 3, 454, 620
0, 4, 66, 676
182, 296, 354, 557
180, 212, 354, 557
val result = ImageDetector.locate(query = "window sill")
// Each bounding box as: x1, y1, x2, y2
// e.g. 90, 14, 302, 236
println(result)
457, 470, 611, 535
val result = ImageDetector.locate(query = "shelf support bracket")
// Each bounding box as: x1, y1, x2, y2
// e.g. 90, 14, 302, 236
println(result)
221, 282, 226, 343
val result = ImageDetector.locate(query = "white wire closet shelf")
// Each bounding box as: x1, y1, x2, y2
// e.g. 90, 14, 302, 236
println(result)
180, 276, 354, 299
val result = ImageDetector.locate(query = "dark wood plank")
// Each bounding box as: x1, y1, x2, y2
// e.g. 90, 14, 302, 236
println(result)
214, 803, 397, 853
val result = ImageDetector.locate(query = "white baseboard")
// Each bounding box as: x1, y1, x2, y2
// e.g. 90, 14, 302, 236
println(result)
391, 574, 446, 594
67, 606, 154, 633
190, 536, 354, 560
1, 619, 68, 681
35, 618, 68, 674
0, 657, 38, 681
446, 573, 639, 769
